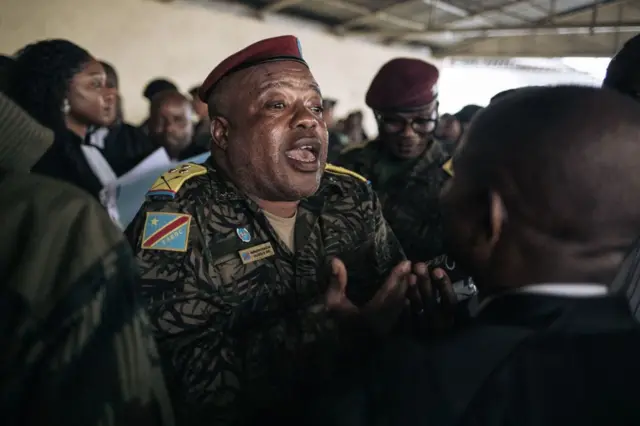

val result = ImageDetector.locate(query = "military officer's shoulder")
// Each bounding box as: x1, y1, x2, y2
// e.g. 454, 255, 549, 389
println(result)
2, 172, 124, 303
324, 164, 370, 194
339, 140, 372, 156
433, 140, 454, 177
145, 162, 210, 201
442, 158, 453, 177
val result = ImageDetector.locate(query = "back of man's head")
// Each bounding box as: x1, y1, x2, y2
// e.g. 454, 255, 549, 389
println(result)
0, 55, 14, 93
445, 85, 640, 288
603, 34, 640, 96
143, 78, 178, 101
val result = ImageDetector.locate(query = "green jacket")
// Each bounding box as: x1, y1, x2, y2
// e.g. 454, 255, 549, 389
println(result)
126, 159, 405, 425
0, 93, 174, 426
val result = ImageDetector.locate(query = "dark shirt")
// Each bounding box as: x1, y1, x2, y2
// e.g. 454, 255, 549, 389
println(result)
298, 292, 640, 426
98, 122, 157, 176
32, 129, 104, 200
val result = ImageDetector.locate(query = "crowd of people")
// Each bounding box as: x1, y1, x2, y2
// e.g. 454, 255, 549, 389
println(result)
2, 31, 640, 426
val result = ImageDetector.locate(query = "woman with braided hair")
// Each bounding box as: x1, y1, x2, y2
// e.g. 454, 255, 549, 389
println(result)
5, 39, 118, 201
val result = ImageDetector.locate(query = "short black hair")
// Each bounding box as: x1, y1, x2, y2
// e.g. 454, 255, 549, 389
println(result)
6, 39, 92, 131
188, 85, 200, 98
490, 89, 517, 104
603, 34, 640, 94
0, 55, 15, 93
143, 78, 178, 101
454, 104, 483, 123
460, 85, 640, 241
99, 60, 118, 87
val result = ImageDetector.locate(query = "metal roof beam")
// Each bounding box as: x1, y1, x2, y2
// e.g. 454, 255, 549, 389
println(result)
383, 0, 541, 42
333, 0, 469, 33
440, 0, 631, 56
400, 22, 640, 38
318, 0, 425, 32
258, 0, 305, 13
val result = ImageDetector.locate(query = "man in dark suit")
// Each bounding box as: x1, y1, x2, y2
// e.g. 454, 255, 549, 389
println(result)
299, 86, 640, 426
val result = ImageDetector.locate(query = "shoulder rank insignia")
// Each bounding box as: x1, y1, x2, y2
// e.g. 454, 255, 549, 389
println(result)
339, 141, 368, 155
141, 212, 191, 252
325, 163, 368, 183
442, 159, 454, 176
146, 163, 207, 199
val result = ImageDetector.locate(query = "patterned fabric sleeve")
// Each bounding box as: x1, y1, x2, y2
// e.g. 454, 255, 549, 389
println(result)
368, 183, 407, 283
1, 184, 174, 426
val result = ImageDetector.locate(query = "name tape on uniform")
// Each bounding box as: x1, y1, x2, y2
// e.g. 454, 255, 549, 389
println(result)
238, 242, 275, 264
141, 212, 191, 252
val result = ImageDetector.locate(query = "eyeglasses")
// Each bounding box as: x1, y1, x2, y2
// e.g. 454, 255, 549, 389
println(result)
376, 104, 439, 134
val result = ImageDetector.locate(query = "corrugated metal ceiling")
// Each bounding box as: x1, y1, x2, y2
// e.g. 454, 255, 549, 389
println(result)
203, 0, 640, 56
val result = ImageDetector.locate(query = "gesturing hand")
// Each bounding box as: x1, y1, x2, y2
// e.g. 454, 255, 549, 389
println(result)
407, 262, 458, 332
325, 257, 412, 336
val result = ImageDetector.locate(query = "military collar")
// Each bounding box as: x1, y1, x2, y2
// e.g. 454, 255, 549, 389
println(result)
204, 157, 346, 204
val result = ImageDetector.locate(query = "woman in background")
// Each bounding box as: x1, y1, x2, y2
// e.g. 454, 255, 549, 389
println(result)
6, 39, 118, 200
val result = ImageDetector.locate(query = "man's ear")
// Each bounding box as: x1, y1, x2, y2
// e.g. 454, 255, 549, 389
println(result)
488, 189, 506, 246
211, 116, 229, 151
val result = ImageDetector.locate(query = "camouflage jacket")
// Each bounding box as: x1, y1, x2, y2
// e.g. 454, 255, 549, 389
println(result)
126, 159, 405, 425
336, 139, 452, 262
0, 172, 174, 426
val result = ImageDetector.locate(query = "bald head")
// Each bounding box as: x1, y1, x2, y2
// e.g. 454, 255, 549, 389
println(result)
150, 90, 189, 114
148, 90, 193, 159
461, 86, 640, 235
443, 85, 640, 290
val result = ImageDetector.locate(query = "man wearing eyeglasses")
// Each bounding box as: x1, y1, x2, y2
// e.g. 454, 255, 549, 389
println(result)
336, 58, 452, 262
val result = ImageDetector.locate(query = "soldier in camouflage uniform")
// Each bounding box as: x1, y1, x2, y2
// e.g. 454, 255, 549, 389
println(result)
0, 92, 174, 425
337, 58, 453, 262
126, 36, 407, 425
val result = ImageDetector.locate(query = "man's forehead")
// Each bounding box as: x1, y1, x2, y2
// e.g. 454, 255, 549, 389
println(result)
240, 61, 319, 91
389, 102, 437, 118
159, 96, 190, 111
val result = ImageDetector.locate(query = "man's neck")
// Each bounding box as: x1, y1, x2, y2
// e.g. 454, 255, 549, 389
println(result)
211, 151, 300, 218
254, 198, 298, 218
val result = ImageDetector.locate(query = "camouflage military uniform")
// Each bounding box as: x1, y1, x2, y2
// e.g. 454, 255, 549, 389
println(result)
1, 173, 174, 426
126, 159, 405, 425
337, 139, 452, 262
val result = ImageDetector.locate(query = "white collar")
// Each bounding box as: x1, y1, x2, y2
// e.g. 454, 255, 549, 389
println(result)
468, 283, 609, 318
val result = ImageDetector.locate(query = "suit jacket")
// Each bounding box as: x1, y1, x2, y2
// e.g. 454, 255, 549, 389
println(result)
298, 292, 640, 426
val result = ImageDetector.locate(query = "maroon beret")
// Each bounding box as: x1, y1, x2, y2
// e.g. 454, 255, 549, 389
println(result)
366, 58, 439, 111
199, 35, 307, 102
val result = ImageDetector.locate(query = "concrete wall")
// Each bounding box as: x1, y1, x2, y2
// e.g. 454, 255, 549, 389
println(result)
0, 0, 434, 134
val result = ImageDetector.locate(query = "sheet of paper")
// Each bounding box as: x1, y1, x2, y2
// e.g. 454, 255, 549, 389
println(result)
115, 151, 211, 229
116, 147, 173, 186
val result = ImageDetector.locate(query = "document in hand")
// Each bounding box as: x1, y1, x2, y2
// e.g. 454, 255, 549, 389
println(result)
113, 151, 211, 229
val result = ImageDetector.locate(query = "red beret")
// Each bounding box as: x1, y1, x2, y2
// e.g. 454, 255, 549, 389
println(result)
199, 35, 307, 102
366, 58, 439, 111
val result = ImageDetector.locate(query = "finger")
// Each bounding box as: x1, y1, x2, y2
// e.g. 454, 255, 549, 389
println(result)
405, 274, 423, 312
329, 257, 348, 293
414, 262, 433, 308
432, 268, 457, 308
325, 258, 348, 308
381, 260, 412, 294
369, 260, 412, 307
